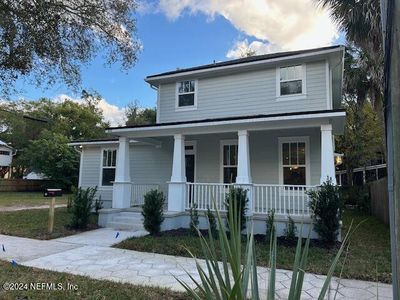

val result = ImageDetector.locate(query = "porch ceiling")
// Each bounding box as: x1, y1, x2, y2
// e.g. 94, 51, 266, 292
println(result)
106, 109, 346, 139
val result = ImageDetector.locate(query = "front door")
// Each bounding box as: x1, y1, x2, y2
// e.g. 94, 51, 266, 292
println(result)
185, 154, 195, 183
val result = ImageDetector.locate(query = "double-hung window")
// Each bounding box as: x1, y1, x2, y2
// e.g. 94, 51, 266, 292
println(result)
278, 65, 305, 97
176, 80, 197, 109
280, 139, 308, 186
102, 149, 117, 186
221, 142, 238, 184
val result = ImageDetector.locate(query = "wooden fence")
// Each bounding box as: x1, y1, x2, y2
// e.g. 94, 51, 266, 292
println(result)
0, 179, 53, 192
369, 177, 389, 225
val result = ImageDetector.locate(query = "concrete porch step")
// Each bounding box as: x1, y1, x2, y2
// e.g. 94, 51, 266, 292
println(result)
118, 212, 143, 218
107, 221, 145, 231
112, 216, 143, 224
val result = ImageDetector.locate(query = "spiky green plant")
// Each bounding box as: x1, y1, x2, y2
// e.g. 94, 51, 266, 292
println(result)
176, 196, 356, 300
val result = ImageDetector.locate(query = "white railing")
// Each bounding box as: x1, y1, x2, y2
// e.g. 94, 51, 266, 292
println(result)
185, 182, 318, 217
185, 182, 232, 211
131, 184, 160, 206
253, 184, 318, 216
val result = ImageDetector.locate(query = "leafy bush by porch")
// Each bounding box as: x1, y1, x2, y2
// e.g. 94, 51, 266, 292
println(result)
142, 189, 165, 235
308, 180, 343, 243
70, 186, 98, 229
225, 187, 248, 232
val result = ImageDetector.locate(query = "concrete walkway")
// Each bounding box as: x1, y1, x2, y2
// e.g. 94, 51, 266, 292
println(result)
0, 230, 393, 299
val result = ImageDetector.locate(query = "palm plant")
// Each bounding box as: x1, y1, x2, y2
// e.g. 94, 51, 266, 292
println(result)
176, 195, 355, 299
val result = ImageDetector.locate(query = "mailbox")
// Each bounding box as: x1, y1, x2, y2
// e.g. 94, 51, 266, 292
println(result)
44, 188, 62, 197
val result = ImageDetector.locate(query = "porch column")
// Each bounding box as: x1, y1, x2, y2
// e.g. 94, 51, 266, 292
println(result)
320, 124, 337, 185
168, 134, 186, 212
236, 130, 253, 217
112, 137, 132, 208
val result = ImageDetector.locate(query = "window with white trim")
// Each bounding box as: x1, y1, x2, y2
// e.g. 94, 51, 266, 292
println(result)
281, 141, 307, 185
222, 143, 238, 184
0, 150, 10, 155
176, 80, 196, 108
279, 65, 303, 96
102, 149, 116, 186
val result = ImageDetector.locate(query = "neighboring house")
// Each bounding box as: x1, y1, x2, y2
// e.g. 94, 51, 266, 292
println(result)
0, 140, 15, 178
69, 45, 346, 237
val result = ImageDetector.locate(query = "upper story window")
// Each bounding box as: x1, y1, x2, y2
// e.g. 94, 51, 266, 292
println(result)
0, 150, 10, 155
176, 80, 197, 109
101, 149, 116, 186
277, 65, 306, 97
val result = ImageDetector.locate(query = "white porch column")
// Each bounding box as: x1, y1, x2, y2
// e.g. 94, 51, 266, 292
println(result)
236, 130, 253, 217
112, 137, 132, 208
168, 134, 186, 212
236, 130, 252, 184
320, 124, 337, 185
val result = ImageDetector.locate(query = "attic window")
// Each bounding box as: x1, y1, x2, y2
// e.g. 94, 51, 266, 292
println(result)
0, 150, 10, 155
176, 80, 197, 109
278, 65, 305, 97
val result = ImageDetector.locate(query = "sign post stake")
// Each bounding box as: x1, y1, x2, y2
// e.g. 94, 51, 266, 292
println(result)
48, 197, 55, 234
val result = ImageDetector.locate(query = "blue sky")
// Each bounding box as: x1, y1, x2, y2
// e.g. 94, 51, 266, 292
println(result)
12, 0, 344, 125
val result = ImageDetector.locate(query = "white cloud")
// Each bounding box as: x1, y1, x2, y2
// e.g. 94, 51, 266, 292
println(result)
155, 0, 338, 56
226, 39, 283, 59
54, 94, 126, 127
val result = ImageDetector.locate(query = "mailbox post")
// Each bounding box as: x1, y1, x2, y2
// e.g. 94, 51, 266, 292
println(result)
44, 189, 62, 234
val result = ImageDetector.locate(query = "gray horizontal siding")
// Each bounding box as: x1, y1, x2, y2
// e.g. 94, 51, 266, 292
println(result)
159, 61, 328, 123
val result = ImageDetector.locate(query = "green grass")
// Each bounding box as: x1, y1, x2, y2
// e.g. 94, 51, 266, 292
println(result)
115, 209, 392, 283
0, 208, 98, 240
0, 260, 188, 300
0, 192, 69, 207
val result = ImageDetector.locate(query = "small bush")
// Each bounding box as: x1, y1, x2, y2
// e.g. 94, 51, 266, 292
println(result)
70, 186, 97, 229
266, 209, 275, 241
340, 185, 370, 213
284, 215, 297, 243
205, 207, 218, 239
308, 179, 343, 243
189, 203, 199, 236
225, 187, 248, 232
94, 196, 103, 214
142, 189, 165, 235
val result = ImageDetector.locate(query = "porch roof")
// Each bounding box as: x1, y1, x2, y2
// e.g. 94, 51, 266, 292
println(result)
106, 109, 346, 138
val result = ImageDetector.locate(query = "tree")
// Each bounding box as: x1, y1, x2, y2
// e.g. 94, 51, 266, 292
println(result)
0, 0, 141, 94
20, 130, 79, 189
125, 101, 156, 126
316, 0, 384, 129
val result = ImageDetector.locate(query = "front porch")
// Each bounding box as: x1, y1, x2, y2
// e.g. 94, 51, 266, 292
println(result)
100, 110, 344, 236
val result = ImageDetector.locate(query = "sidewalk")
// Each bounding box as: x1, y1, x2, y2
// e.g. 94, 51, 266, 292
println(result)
0, 230, 393, 299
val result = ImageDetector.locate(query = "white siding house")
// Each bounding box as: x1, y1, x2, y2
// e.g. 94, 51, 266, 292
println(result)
70, 45, 346, 237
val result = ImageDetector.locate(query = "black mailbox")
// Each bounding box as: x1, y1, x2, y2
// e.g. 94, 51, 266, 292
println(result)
44, 188, 62, 197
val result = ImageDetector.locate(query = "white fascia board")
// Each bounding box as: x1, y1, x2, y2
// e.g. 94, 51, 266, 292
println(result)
145, 47, 345, 85
107, 111, 346, 137
68, 140, 142, 147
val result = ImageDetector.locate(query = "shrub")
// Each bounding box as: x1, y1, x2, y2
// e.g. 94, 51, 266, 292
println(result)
205, 207, 217, 239
189, 203, 199, 236
284, 215, 297, 243
340, 185, 370, 213
94, 196, 103, 214
70, 186, 97, 229
266, 209, 275, 241
142, 189, 165, 235
308, 179, 343, 243
225, 187, 248, 232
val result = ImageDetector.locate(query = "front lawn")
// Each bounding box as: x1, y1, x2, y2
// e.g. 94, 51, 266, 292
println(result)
0, 260, 187, 300
0, 192, 69, 208
115, 209, 392, 283
0, 208, 98, 240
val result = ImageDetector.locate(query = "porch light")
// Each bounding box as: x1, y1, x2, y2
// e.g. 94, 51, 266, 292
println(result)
334, 153, 344, 166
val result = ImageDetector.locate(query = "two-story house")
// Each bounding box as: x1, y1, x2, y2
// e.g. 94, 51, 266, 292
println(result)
70, 45, 346, 237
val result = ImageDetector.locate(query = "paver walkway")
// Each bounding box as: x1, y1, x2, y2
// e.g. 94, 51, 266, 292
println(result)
0, 230, 393, 299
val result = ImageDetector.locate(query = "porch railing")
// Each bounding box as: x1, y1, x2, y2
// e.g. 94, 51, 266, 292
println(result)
185, 182, 318, 217
253, 184, 318, 216
131, 184, 159, 206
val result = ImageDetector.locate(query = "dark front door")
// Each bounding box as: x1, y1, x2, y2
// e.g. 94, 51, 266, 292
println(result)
185, 154, 195, 183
